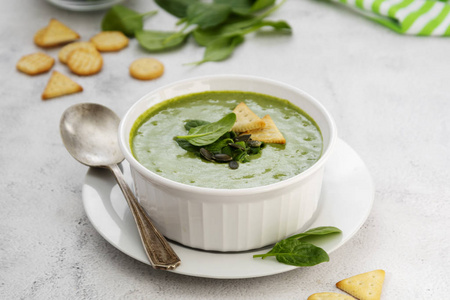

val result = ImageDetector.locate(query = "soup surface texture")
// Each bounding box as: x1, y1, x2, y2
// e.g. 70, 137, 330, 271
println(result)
131, 91, 322, 189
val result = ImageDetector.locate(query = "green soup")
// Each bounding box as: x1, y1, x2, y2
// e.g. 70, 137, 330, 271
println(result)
130, 91, 322, 189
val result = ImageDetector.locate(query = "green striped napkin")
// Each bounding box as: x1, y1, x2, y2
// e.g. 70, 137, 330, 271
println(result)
331, 0, 450, 35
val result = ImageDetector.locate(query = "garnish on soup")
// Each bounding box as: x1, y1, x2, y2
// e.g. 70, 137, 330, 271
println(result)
175, 102, 286, 169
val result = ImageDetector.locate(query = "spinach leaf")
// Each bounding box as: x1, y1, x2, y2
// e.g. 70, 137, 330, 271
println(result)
101, 5, 157, 37
193, 14, 290, 47
254, 240, 329, 267
251, 0, 276, 12
190, 35, 244, 65
184, 120, 211, 131
286, 226, 342, 240
214, 0, 275, 15
205, 137, 234, 153
174, 138, 200, 154
214, 0, 253, 15
135, 30, 188, 51
186, 2, 232, 29
154, 0, 199, 18
253, 226, 342, 267
176, 113, 236, 146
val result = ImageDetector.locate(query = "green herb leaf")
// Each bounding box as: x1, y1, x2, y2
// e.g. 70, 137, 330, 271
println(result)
176, 113, 236, 146
193, 18, 290, 47
135, 30, 188, 51
101, 5, 157, 37
254, 240, 329, 267
184, 120, 211, 131
286, 226, 342, 240
186, 2, 232, 29
253, 226, 342, 267
154, 0, 199, 18
205, 137, 234, 153
189, 35, 244, 65
214, 0, 275, 15
174, 138, 200, 154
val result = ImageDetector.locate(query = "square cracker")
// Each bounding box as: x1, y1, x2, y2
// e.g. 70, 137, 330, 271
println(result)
231, 102, 265, 133
34, 19, 80, 48
308, 292, 356, 300
243, 115, 286, 144
336, 270, 385, 300
42, 71, 83, 100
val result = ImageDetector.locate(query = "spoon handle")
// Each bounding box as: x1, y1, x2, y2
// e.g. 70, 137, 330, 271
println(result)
108, 163, 181, 270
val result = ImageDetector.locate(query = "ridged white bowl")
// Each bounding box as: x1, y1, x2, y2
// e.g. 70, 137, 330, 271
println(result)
118, 75, 337, 252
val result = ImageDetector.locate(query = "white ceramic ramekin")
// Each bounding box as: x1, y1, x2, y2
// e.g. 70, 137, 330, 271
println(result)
118, 75, 337, 252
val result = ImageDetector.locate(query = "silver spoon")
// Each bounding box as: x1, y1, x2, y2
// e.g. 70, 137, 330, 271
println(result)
60, 103, 181, 270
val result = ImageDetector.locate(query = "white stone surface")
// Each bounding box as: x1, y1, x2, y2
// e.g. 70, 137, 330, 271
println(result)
1, 0, 449, 299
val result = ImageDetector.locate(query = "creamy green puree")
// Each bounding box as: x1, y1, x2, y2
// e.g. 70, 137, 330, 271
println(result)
130, 91, 322, 189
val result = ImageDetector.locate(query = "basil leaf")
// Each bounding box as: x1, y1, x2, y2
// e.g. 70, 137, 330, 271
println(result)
135, 30, 188, 51
190, 35, 244, 65
254, 240, 329, 267
101, 5, 157, 37
184, 120, 210, 131
176, 113, 236, 146
186, 2, 232, 29
154, 0, 199, 18
287, 226, 342, 240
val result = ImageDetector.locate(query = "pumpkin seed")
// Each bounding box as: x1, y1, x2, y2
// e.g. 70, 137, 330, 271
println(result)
200, 148, 213, 161
247, 140, 262, 147
213, 153, 233, 162
234, 134, 251, 142
229, 160, 239, 169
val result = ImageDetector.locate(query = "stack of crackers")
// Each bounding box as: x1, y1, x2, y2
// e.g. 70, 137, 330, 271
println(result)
308, 270, 386, 300
16, 18, 164, 100
231, 102, 286, 144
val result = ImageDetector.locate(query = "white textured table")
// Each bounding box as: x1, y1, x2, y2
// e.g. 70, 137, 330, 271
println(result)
1, 0, 449, 299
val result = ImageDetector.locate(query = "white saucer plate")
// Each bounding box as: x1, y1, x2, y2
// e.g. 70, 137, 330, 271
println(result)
82, 138, 374, 279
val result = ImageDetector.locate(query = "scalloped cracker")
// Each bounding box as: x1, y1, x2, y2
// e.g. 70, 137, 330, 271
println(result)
90, 31, 129, 52
67, 48, 103, 76
308, 292, 356, 300
34, 19, 80, 48
336, 270, 385, 300
231, 102, 265, 133
243, 115, 286, 144
16, 52, 55, 75
129, 58, 164, 80
58, 41, 98, 64
42, 71, 83, 100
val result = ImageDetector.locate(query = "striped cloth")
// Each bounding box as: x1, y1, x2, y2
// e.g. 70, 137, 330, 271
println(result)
331, 0, 450, 35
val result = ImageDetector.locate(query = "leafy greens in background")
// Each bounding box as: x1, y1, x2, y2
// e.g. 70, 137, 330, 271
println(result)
101, 0, 291, 64
253, 226, 342, 267
101, 5, 157, 37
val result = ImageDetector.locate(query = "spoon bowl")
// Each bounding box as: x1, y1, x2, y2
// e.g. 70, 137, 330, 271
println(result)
60, 103, 124, 167
60, 103, 181, 270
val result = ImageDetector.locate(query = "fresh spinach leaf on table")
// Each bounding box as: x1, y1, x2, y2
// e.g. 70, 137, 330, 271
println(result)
102, 5, 157, 37
186, 2, 232, 29
154, 0, 199, 18
253, 226, 342, 267
189, 35, 244, 65
135, 30, 188, 51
